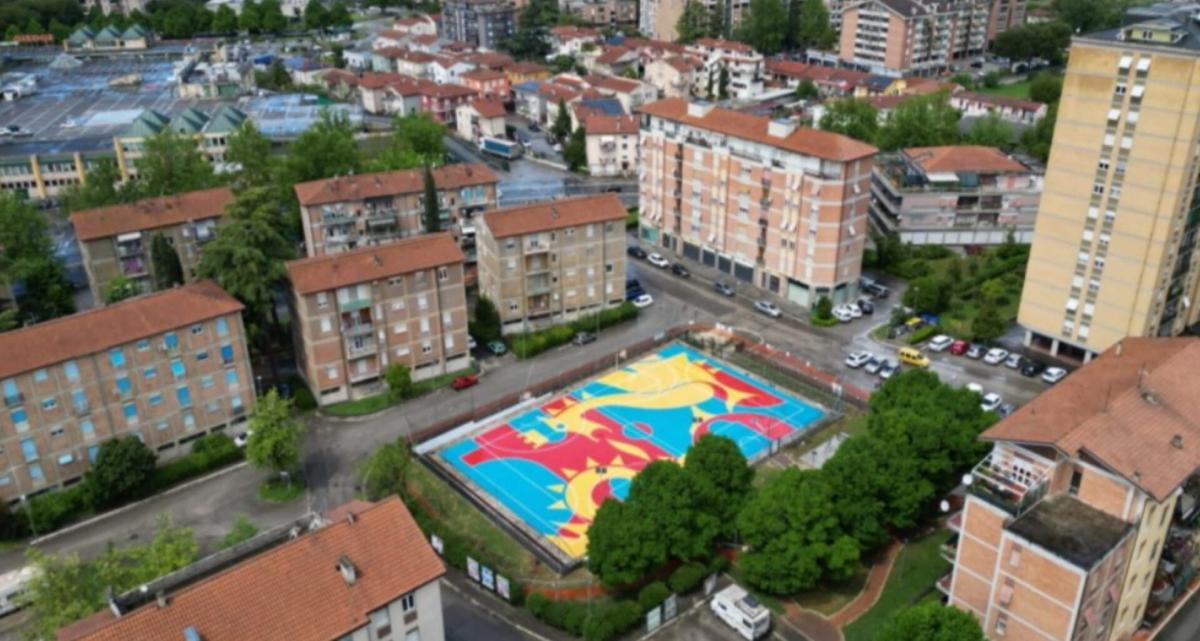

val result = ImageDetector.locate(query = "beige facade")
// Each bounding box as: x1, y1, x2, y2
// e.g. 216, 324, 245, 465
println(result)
638, 99, 877, 308
585, 115, 639, 177
477, 194, 628, 333
294, 164, 499, 257
639, 0, 749, 42
455, 100, 508, 143
643, 57, 703, 99
287, 234, 470, 407
839, 0, 990, 76
1017, 14, 1200, 363
0, 282, 253, 503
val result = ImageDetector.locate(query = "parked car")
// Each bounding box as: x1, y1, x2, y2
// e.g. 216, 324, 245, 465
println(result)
897, 346, 930, 368
1004, 353, 1024, 369
878, 360, 898, 379
467, 335, 477, 351
647, 253, 670, 268
980, 392, 1003, 412
845, 351, 872, 368
573, 331, 597, 345
856, 298, 874, 314
451, 374, 479, 390
713, 281, 734, 297
949, 340, 969, 356
965, 344, 987, 359
832, 306, 853, 323
1042, 367, 1068, 384
234, 430, 252, 448
633, 293, 654, 308
997, 403, 1017, 418
754, 300, 782, 318
966, 382, 984, 395
487, 340, 508, 356
983, 348, 1010, 365
528, 122, 540, 132
863, 282, 889, 298
1020, 360, 1046, 377
670, 263, 690, 278
627, 245, 647, 259
864, 357, 884, 374
847, 303, 863, 318
928, 335, 954, 352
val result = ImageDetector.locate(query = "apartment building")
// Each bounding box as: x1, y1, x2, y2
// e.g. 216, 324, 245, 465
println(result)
686, 39, 765, 99
638, 98, 877, 308
59, 497, 446, 641
945, 337, 1200, 641
293, 163, 499, 257
585, 114, 639, 177
869, 145, 1042, 246
440, 0, 515, 50
455, 99, 508, 143
477, 194, 627, 333
839, 0, 990, 76
639, 0, 750, 43
114, 105, 248, 179
287, 234, 470, 406
71, 187, 234, 302
1017, 3, 1200, 363
986, 0, 1025, 41
0, 150, 113, 200
569, 0, 638, 26
0, 281, 253, 503
644, 56, 705, 99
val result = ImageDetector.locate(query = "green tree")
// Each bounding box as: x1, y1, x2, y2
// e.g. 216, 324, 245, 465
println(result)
586, 498, 664, 586
0, 309, 17, 332
564, 126, 587, 172
1028, 71, 1063, 104
4, 25, 19, 42
327, 1, 353, 28
966, 112, 1014, 148
421, 164, 441, 233
675, 0, 710, 43
303, 0, 328, 31
385, 363, 413, 400
991, 21, 1071, 64
218, 515, 259, 549
22, 516, 198, 639
949, 72, 976, 90
83, 437, 157, 508
103, 275, 141, 304
876, 92, 961, 151
503, 0, 557, 59
735, 0, 788, 55
683, 435, 752, 538
47, 18, 69, 43
1020, 102, 1057, 162
133, 129, 217, 198
472, 296, 502, 343
329, 43, 346, 69
245, 389, 305, 476
0, 194, 74, 325
794, 79, 819, 101
792, 0, 834, 50
255, 59, 293, 91
1051, 0, 1121, 34
552, 100, 572, 142
359, 438, 411, 501
239, 0, 262, 34
718, 66, 730, 99
225, 120, 277, 191
877, 602, 985, 641
259, 0, 287, 33
281, 110, 361, 185
812, 295, 834, 322
903, 274, 951, 313
972, 298, 1007, 341
62, 158, 125, 212
150, 233, 184, 290
371, 113, 446, 171
212, 4, 238, 34
738, 468, 860, 594
708, 0, 727, 38
819, 98, 879, 143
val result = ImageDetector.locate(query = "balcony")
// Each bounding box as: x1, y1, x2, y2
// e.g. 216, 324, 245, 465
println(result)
321, 208, 353, 224
345, 337, 378, 359
527, 277, 553, 296
967, 449, 1051, 517
120, 257, 148, 278
941, 534, 958, 564
3, 393, 22, 408
365, 208, 397, 227
936, 572, 952, 595
525, 258, 550, 274
339, 297, 372, 312
341, 322, 374, 337
116, 242, 144, 258
348, 364, 380, 383
524, 240, 549, 254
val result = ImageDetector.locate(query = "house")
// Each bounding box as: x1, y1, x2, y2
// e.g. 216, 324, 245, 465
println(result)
505, 61, 551, 85
764, 59, 868, 97
686, 38, 765, 99
344, 49, 374, 70
465, 51, 515, 71
456, 99, 508, 143
284, 56, 330, 85
571, 96, 624, 130
950, 91, 1048, 125
428, 55, 477, 84
373, 47, 435, 76
584, 114, 638, 177
356, 73, 477, 123
458, 69, 511, 102
644, 56, 703, 99
583, 73, 657, 111
59, 498, 446, 641
590, 45, 639, 76
394, 14, 438, 36
550, 26, 603, 57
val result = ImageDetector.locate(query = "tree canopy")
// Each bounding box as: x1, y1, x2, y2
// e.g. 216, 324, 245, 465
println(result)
675, 1, 711, 44
503, 0, 557, 59
876, 92, 961, 151
84, 436, 157, 508
0, 193, 74, 325
370, 113, 446, 171
103, 276, 142, 304
966, 112, 1014, 149
790, 0, 835, 50
359, 438, 412, 501
877, 602, 986, 641
150, 233, 184, 290
133, 128, 218, 198
735, 0, 788, 55
281, 110, 361, 186
246, 389, 305, 475
819, 98, 879, 144
990, 21, 1072, 65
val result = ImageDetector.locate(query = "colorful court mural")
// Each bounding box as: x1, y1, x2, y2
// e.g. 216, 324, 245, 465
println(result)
438, 344, 825, 558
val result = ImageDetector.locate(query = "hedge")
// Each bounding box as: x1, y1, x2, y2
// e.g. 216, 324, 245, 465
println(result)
811, 315, 839, 327
668, 562, 708, 594
637, 581, 670, 612
527, 594, 644, 641
907, 325, 939, 345
510, 302, 638, 359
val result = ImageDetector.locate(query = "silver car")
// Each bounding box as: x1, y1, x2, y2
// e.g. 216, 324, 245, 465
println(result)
754, 300, 782, 318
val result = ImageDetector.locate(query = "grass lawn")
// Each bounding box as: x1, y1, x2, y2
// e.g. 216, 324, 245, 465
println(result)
322, 366, 477, 418
981, 80, 1032, 99
793, 568, 869, 616
258, 478, 305, 503
841, 530, 952, 641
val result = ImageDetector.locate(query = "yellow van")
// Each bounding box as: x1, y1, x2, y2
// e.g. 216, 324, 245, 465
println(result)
897, 346, 931, 368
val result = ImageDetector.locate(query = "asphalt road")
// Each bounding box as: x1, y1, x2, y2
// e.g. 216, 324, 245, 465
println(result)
1158, 586, 1200, 641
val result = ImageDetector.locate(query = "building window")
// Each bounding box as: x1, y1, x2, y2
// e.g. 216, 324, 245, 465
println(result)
216, 318, 229, 337
171, 359, 186, 379
1009, 544, 1021, 567
20, 438, 38, 462
321, 318, 332, 333
136, 339, 151, 352
220, 344, 234, 364
437, 266, 449, 281
327, 366, 338, 380
29, 463, 42, 482
80, 418, 94, 438
402, 593, 416, 611
370, 608, 392, 638
41, 397, 58, 411
190, 323, 204, 335
196, 350, 209, 362
64, 361, 79, 382
164, 332, 179, 350
143, 366, 157, 380
33, 369, 48, 383
109, 348, 126, 369
124, 402, 138, 423
149, 393, 164, 407
316, 292, 329, 309
201, 375, 215, 389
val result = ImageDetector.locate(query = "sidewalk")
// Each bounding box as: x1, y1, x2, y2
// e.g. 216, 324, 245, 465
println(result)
441, 569, 574, 641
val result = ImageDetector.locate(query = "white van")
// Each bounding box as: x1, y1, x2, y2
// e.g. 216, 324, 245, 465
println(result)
0, 566, 36, 616
711, 584, 770, 640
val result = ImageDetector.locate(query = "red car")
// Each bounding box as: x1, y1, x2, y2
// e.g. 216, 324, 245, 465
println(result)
948, 340, 969, 356
451, 374, 478, 390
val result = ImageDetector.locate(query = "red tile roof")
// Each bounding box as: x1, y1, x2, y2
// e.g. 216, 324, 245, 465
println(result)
468, 98, 507, 118
482, 194, 626, 238
586, 114, 638, 135
584, 73, 641, 94
467, 51, 515, 69
506, 61, 548, 75
0, 281, 243, 380
287, 233, 464, 294
983, 338, 1200, 501
765, 60, 869, 86
70, 187, 233, 241
61, 498, 445, 641
550, 26, 600, 40
460, 69, 507, 82
638, 98, 878, 162
904, 145, 1028, 174
294, 163, 498, 207
595, 46, 635, 65
375, 47, 434, 62
692, 37, 754, 53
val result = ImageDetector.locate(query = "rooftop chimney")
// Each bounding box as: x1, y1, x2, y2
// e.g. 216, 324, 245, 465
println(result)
687, 101, 715, 118
768, 118, 796, 139
1172, 434, 1184, 449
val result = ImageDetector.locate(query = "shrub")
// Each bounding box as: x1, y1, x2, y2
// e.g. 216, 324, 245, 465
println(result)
512, 303, 639, 358
525, 593, 550, 618
637, 581, 670, 613
708, 554, 730, 574
289, 376, 317, 411
24, 485, 92, 535
84, 437, 157, 508
583, 601, 643, 641
669, 562, 708, 594
908, 325, 939, 345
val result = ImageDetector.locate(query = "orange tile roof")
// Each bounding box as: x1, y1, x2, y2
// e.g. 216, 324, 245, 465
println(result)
638, 98, 878, 162
983, 338, 1200, 501
70, 187, 233, 241
693, 37, 754, 53
287, 233, 465, 294
482, 194, 626, 238
294, 163, 497, 207
460, 69, 507, 82
586, 114, 638, 135
507, 61, 548, 75
0, 281, 243, 381
596, 46, 635, 65
468, 98, 507, 118
62, 498, 445, 641
376, 47, 434, 62
904, 145, 1028, 174
550, 26, 600, 39
466, 52, 515, 69
584, 74, 641, 94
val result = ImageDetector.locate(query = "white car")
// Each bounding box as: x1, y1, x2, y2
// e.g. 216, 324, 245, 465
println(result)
647, 253, 670, 268
879, 360, 898, 379
980, 392, 1003, 412
832, 306, 854, 323
966, 382, 984, 395
754, 300, 782, 318
928, 335, 954, 352
1004, 353, 1023, 369
633, 293, 654, 308
845, 303, 863, 319
864, 357, 883, 374
845, 351, 872, 368
234, 430, 252, 448
1042, 367, 1068, 384
983, 348, 1010, 365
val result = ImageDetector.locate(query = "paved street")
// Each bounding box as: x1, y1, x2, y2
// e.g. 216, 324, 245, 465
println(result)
1158, 585, 1200, 641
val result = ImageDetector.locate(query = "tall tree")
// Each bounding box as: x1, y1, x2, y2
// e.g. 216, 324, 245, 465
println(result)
708, 0, 727, 38
62, 158, 125, 213
675, 0, 710, 44
303, 0, 328, 31
1020, 102, 1057, 162
370, 113, 446, 171
422, 164, 441, 233
239, 0, 262, 34
133, 129, 217, 198
212, 4, 239, 34
967, 112, 1014, 148
794, 79, 819, 101
0, 193, 74, 325
819, 98, 879, 143
877, 602, 985, 641
83, 436, 157, 508
503, 0, 557, 59
1051, 0, 1122, 34
245, 390, 305, 476
281, 109, 361, 186
1028, 71, 1063, 104
359, 439, 411, 501
327, 0, 352, 28
472, 296, 502, 343
735, 0, 788, 55
683, 435, 752, 538
563, 126, 587, 172
552, 100, 572, 142
150, 233, 184, 290
791, 0, 834, 50
225, 120, 277, 191
259, 0, 287, 33
103, 275, 141, 304
718, 66, 730, 99
876, 92, 961, 151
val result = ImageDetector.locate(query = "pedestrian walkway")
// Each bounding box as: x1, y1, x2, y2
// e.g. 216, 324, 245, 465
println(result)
778, 540, 903, 641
